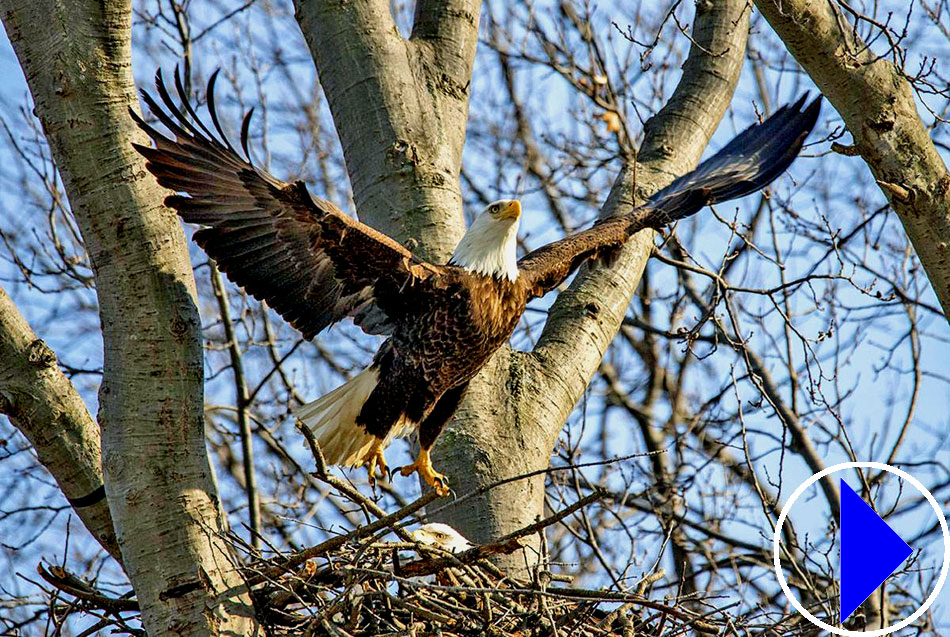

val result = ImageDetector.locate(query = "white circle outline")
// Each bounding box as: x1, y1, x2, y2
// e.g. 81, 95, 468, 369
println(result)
772, 461, 950, 636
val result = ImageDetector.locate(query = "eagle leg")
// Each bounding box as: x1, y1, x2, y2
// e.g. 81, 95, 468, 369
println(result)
364, 438, 390, 486
399, 448, 449, 496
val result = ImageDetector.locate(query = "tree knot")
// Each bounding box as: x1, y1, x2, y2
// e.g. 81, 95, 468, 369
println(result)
27, 339, 56, 369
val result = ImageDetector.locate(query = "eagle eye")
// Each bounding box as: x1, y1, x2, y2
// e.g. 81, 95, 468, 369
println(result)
489, 204, 500, 214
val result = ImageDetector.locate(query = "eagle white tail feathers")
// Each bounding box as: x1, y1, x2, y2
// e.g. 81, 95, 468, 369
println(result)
296, 367, 414, 467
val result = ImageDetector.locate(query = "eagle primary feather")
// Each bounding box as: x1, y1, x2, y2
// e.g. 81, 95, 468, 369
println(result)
132, 69, 820, 496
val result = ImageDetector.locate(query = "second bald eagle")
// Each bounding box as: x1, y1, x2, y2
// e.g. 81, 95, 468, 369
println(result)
132, 71, 820, 495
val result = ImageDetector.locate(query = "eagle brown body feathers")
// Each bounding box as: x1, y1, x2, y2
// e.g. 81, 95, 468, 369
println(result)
363, 272, 524, 447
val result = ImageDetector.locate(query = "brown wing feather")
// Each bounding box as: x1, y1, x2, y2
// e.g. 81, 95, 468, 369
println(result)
517, 96, 821, 300
515, 217, 632, 299
131, 69, 440, 339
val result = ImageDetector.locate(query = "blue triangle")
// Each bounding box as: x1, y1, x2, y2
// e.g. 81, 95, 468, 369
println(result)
840, 479, 913, 621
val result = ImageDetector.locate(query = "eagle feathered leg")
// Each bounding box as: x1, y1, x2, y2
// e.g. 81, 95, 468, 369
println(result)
397, 382, 470, 496
400, 448, 449, 496
364, 438, 390, 486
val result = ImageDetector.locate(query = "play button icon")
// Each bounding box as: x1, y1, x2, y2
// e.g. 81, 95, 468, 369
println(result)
839, 479, 913, 621
773, 461, 950, 636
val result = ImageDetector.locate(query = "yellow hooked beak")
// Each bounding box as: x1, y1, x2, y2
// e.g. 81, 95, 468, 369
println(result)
498, 200, 521, 221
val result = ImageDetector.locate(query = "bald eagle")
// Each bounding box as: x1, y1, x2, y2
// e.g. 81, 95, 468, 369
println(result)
132, 71, 820, 495
411, 523, 474, 554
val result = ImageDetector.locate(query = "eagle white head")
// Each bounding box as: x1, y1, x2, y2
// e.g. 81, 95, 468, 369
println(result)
410, 522, 474, 553
449, 199, 521, 282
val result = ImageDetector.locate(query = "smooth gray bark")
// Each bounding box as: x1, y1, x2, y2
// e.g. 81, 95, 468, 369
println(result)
0, 0, 259, 633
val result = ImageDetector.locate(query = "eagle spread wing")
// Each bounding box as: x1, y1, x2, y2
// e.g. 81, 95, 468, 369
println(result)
135, 70, 819, 332
131, 70, 440, 338
517, 95, 821, 299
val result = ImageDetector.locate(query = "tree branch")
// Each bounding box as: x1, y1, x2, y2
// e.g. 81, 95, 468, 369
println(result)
754, 0, 950, 321
0, 286, 120, 563
530, 0, 752, 415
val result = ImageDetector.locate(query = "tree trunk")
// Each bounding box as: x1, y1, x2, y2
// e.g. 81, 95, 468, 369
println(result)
754, 0, 950, 322
1, 1, 259, 633
434, 0, 752, 571
294, 0, 478, 261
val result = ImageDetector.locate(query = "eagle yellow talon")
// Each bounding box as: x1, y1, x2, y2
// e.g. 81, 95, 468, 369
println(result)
400, 449, 450, 496
364, 438, 389, 486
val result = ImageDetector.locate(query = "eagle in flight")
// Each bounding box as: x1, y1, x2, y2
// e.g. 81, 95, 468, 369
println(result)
132, 70, 820, 496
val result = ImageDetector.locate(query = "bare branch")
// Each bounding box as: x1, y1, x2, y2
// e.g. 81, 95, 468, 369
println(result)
0, 285, 120, 562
